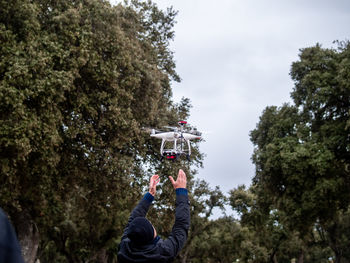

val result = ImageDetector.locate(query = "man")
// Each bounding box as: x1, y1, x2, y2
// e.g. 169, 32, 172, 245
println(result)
0, 208, 25, 263
118, 169, 190, 263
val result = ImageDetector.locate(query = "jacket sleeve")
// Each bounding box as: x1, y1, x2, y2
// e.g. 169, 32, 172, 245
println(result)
120, 193, 154, 241
161, 188, 190, 259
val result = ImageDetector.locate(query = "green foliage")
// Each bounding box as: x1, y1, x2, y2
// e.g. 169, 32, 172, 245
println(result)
0, 0, 203, 261
250, 41, 350, 262
185, 217, 243, 263
229, 184, 340, 262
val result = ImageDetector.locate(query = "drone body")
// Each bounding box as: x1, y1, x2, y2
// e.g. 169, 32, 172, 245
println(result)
150, 121, 202, 160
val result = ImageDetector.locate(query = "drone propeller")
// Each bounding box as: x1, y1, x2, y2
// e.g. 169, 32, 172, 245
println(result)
142, 127, 162, 134
190, 130, 202, 136
163, 126, 178, 131
185, 127, 212, 137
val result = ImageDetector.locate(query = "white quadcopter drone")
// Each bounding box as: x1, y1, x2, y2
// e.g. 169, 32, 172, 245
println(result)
149, 121, 202, 161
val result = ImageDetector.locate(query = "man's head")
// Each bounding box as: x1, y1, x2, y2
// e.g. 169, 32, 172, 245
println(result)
127, 217, 155, 245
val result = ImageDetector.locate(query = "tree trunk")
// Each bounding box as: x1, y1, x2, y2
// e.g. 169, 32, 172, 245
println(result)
180, 253, 187, 263
179, 248, 188, 263
334, 251, 349, 263
15, 210, 40, 263
297, 249, 304, 263
269, 248, 278, 263
87, 248, 108, 263
96, 249, 108, 263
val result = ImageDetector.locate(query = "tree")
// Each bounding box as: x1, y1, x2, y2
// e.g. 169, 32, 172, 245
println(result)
229, 184, 336, 263
0, 0, 203, 262
183, 216, 243, 263
250, 42, 350, 262
319, 209, 350, 263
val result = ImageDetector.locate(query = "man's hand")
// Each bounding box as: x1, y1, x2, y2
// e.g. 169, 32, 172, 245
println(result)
169, 169, 187, 189
149, 174, 160, 196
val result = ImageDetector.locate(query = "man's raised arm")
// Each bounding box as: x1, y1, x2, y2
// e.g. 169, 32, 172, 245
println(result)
120, 175, 160, 241
161, 169, 190, 259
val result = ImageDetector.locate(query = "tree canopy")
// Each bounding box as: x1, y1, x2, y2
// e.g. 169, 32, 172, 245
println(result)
0, 0, 204, 262
249, 42, 350, 262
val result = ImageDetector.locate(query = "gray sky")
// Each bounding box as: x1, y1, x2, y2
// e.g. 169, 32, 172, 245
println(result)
150, 0, 350, 191
112, 0, 350, 217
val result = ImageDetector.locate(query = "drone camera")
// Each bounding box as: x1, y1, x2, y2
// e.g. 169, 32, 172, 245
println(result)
163, 151, 178, 160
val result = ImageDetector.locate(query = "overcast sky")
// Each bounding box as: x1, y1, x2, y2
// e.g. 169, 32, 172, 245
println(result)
112, 0, 350, 216
149, 0, 350, 189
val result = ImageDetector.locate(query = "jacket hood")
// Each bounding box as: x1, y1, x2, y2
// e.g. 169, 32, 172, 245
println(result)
118, 238, 167, 263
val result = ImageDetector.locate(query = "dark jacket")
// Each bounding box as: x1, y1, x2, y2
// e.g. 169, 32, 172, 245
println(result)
0, 208, 25, 263
118, 189, 190, 263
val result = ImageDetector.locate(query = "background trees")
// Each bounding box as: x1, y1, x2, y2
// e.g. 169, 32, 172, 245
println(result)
1, 0, 203, 262
249, 42, 350, 263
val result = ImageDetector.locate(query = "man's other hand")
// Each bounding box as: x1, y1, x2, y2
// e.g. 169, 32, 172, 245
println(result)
149, 175, 160, 196
169, 169, 187, 189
